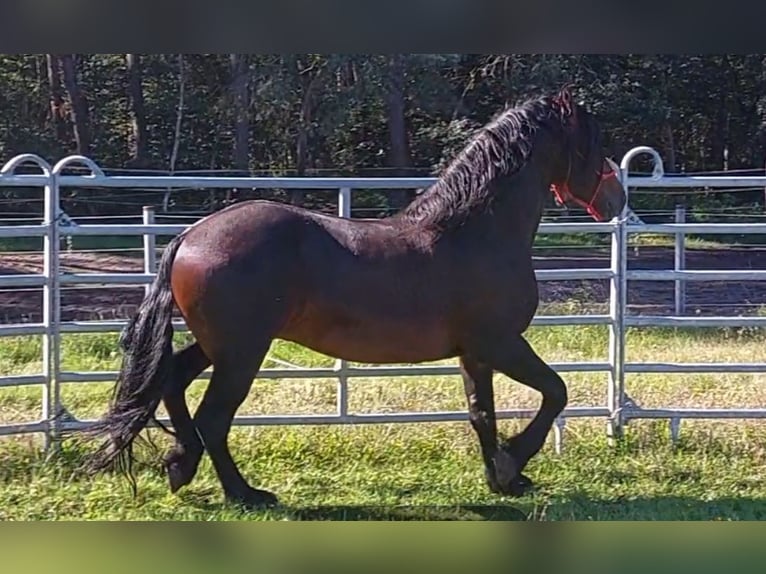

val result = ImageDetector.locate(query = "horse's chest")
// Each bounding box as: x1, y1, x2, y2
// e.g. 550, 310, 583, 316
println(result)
459, 260, 539, 329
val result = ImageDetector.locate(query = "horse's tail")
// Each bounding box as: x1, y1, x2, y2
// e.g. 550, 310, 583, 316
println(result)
81, 231, 187, 479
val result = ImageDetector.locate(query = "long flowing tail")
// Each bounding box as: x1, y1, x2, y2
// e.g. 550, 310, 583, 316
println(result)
81, 231, 187, 478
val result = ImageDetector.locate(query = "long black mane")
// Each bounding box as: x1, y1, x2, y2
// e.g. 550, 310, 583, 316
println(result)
398, 95, 572, 231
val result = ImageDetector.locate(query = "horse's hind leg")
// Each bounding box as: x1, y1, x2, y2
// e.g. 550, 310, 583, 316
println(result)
193, 343, 277, 508
162, 342, 211, 493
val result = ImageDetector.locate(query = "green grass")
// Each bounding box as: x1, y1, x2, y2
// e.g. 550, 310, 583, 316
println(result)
0, 225, 745, 254
534, 231, 742, 251
0, 234, 177, 254
1, 324, 766, 520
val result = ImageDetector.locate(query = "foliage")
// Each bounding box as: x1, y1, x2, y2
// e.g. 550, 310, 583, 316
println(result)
1, 54, 765, 217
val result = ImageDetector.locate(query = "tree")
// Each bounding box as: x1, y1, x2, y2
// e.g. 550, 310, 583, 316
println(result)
230, 54, 250, 173
1, 54, 766, 217
384, 54, 413, 210
163, 54, 185, 211
46, 54, 68, 142
59, 54, 90, 156
292, 55, 326, 206
125, 54, 147, 167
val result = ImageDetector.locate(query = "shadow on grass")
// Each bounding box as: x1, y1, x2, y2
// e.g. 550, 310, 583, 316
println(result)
276, 494, 766, 521
174, 482, 766, 520
174, 489, 528, 520
282, 504, 528, 521
173, 490, 766, 520
531, 492, 766, 521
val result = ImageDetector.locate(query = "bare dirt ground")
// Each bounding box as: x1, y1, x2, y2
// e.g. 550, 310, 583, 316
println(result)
1, 246, 766, 324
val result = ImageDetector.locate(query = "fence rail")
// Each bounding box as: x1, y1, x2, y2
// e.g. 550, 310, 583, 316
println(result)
1, 146, 765, 451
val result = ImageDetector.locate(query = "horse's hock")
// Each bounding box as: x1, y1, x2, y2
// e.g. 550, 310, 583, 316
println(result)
1, 147, 766, 450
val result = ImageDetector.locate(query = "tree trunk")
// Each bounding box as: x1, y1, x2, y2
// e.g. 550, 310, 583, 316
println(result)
169, 54, 185, 174
710, 100, 727, 171
163, 55, 185, 212
59, 54, 90, 156
291, 61, 323, 206
125, 54, 148, 167
46, 54, 68, 142
709, 58, 729, 172
761, 56, 766, 205
230, 54, 250, 173
662, 121, 677, 172
384, 54, 414, 211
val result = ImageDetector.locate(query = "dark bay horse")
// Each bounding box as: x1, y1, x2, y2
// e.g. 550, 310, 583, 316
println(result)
82, 86, 626, 508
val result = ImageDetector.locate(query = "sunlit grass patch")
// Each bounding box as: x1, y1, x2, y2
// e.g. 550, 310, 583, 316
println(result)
0, 324, 765, 520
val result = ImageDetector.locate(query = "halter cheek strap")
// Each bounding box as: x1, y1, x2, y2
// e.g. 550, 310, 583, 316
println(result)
550, 160, 618, 221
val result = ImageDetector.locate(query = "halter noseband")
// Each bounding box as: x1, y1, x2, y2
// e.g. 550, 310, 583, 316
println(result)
550, 152, 618, 221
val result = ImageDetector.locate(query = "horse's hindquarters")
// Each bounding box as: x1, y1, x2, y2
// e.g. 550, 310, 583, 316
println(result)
168, 203, 304, 361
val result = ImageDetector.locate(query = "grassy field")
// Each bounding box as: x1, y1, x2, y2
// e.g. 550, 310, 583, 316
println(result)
0, 227, 741, 254
1, 323, 766, 521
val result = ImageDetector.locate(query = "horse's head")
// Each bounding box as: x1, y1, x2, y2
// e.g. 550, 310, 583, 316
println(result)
549, 86, 626, 222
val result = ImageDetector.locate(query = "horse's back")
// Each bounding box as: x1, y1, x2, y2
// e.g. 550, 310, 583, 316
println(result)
181, 200, 305, 254
288, 209, 460, 361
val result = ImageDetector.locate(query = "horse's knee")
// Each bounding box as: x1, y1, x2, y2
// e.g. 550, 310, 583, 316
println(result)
546, 379, 568, 413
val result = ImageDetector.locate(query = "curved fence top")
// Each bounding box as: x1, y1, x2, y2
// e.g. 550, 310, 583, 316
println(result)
0, 147, 765, 194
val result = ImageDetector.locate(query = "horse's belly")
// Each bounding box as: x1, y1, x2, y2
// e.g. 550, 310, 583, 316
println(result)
277, 302, 456, 364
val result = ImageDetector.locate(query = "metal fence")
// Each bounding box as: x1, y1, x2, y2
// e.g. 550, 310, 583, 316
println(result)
1, 146, 766, 451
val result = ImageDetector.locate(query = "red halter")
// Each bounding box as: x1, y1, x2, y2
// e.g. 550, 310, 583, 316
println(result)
550, 157, 618, 221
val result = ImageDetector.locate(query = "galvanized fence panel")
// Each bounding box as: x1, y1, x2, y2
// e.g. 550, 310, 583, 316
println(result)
0, 147, 764, 449
618, 147, 766, 440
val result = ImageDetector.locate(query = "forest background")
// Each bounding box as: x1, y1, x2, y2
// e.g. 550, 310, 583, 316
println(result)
2, 54, 765, 218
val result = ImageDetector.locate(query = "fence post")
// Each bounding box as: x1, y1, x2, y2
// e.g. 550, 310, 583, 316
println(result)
335, 188, 352, 419
674, 204, 686, 315
143, 206, 156, 296
607, 185, 628, 444
42, 173, 62, 452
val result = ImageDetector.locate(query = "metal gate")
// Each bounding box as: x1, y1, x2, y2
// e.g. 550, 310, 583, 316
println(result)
1, 147, 765, 450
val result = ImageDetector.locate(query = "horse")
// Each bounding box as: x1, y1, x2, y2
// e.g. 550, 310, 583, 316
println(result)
79, 86, 626, 508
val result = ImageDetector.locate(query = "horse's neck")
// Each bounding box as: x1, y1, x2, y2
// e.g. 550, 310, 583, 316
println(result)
485, 163, 548, 248
400, 131, 559, 243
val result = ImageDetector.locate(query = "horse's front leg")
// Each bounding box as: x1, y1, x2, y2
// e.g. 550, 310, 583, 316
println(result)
465, 333, 568, 496
459, 354, 533, 496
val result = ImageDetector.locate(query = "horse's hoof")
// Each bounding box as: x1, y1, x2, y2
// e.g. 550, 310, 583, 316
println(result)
166, 461, 191, 493
485, 467, 503, 494
506, 473, 535, 497
164, 449, 199, 493
493, 449, 520, 487
226, 488, 280, 510
485, 467, 534, 497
